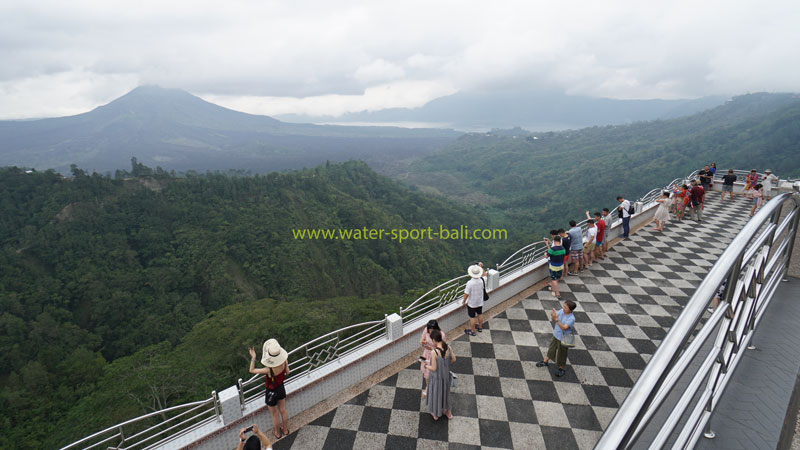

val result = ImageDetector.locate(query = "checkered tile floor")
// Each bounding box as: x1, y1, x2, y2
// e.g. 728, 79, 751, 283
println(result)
273, 197, 753, 450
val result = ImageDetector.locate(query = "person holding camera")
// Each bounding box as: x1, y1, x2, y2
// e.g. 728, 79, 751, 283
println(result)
248, 339, 290, 440
235, 424, 273, 450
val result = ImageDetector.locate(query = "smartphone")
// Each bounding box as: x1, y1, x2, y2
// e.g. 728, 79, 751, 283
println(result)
418, 356, 426, 362
244, 426, 253, 433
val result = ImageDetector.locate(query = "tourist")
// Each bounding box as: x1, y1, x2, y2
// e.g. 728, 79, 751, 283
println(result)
419, 320, 446, 397
536, 300, 577, 377
762, 170, 778, 200
709, 162, 718, 177
462, 263, 486, 336
584, 220, 597, 266
708, 279, 728, 313
617, 196, 632, 239
544, 236, 566, 298
689, 181, 705, 222
745, 169, 758, 192
424, 329, 455, 420
698, 165, 713, 192
236, 424, 273, 450
720, 169, 737, 202
600, 208, 610, 256
248, 340, 290, 440
750, 183, 764, 217
587, 211, 606, 260
653, 191, 671, 231
558, 229, 571, 279
673, 185, 689, 221
567, 220, 585, 274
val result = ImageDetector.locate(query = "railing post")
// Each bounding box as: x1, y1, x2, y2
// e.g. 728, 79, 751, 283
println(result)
386, 313, 403, 341
118, 425, 125, 448
212, 390, 221, 423
218, 385, 244, 425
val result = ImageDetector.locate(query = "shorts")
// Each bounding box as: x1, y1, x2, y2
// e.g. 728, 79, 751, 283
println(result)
570, 249, 583, 259
584, 242, 596, 253
265, 384, 286, 407
596, 239, 604, 245
564, 254, 570, 263
753, 197, 759, 206
549, 268, 562, 280
467, 305, 483, 318
722, 185, 733, 192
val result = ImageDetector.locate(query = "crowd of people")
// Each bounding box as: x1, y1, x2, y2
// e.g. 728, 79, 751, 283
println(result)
241, 165, 780, 441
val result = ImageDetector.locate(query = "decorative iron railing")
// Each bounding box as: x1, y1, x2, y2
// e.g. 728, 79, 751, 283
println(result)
595, 190, 800, 449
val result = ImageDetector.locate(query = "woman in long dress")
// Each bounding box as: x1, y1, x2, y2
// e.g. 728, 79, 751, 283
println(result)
673, 185, 688, 221
653, 191, 672, 231
424, 329, 455, 420
419, 320, 446, 398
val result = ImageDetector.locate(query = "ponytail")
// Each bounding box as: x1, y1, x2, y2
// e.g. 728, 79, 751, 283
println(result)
429, 329, 448, 357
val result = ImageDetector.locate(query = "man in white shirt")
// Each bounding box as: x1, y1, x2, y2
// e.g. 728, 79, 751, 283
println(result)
617, 196, 632, 239
584, 220, 597, 266
462, 263, 487, 336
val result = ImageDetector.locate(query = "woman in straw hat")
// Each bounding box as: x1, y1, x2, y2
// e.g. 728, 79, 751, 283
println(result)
248, 339, 290, 440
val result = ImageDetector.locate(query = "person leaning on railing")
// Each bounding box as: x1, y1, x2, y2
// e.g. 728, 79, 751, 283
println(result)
248, 339, 290, 440
235, 424, 273, 450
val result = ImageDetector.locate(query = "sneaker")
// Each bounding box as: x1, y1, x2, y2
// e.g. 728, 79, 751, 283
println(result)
568, 272, 578, 276
706, 307, 715, 313
464, 329, 476, 336
555, 368, 566, 377
536, 361, 549, 367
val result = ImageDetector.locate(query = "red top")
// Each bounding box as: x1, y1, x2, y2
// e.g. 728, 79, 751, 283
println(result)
265, 369, 286, 390
595, 219, 606, 241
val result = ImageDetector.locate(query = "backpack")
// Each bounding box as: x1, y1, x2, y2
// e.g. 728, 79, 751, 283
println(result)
628, 203, 635, 215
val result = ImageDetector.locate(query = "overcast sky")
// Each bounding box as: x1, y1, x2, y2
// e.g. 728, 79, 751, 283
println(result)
1, 0, 799, 119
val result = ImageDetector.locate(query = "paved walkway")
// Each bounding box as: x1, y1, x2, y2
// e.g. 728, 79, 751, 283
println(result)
271, 197, 752, 450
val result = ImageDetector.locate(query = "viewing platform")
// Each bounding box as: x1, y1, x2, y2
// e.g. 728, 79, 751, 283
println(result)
62, 172, 800, 450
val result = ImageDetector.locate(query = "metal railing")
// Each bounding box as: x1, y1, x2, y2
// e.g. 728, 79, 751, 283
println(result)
595, 191, 800, 450
62, 168, 728, 450
60, 393, 220, 450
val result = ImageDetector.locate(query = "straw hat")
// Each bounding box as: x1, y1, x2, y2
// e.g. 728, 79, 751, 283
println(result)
467, 264, 483, 278
764, 169, 772, 174
261, 339, 288, 367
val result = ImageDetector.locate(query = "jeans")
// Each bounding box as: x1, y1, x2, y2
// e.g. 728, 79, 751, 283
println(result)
621, 216, 630, 238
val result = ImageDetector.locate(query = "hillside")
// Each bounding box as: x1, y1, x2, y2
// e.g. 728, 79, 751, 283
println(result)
277, 88, 726, 130
0, 161, 499, 448
0, 86, 458, 174
395, 93, 800, 238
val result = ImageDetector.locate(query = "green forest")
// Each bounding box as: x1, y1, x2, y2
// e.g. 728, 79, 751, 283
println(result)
394, 93, 800, 239
0, 161, 498, 448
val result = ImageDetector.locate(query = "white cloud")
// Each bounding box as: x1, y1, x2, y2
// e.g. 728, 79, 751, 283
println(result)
0, 0, 799, 118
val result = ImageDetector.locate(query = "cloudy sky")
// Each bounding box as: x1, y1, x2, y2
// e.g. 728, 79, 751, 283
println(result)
1, 0, 799, 119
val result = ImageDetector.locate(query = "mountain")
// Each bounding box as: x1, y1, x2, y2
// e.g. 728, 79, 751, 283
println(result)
276, 88, 727, 130
0, 86, 458, 174
392, 92, 800, 238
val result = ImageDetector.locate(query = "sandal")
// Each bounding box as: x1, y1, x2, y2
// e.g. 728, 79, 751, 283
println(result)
431, 414, 439, 421
273, 431, 281, 440
476, 326, 483, 332
445, 411, 453, 419
464, 329, 476, 336
536, 361, 549, 367
282, 426, 289, 436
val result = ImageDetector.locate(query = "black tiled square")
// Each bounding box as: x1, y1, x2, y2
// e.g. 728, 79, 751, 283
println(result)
346, 391, 369, 406
497, 360, 525, 379
474, 375, 504, 397
564, 349, 594, 366
580, 275, 601, 285
595, 323, 624, 338
479, 419, 513, 449
310, 409, 336, 427
535, 332, 555, 347
379, 373, 398, 386
516, 345, 542, 361
489, 330, 515, 345
385, 435, 416, 450
358, 406, 391, 433
540, 425, 580, 450
662, 271, 684, 280
605, 285, 628, 294
642, 286, 667, 296
504, 397, 537, 424
620, 304, 647, 315
617, 278, 639, 286
616, 353, 647, 370
608, 313, 637, 325
418, 413, 449, 441
580, 302, 605, 312
322, 428, 357, 450
526, 309, 549, 321
582, 385, 619, 407
452, 356, 474, 375
508, 319, 533, 332
450, 392, 479, 418
563, 404, 603, 431
631, 294, 657, 305
527, 380, 560, 403
470, 342, 495, 358
568, 283, 590, 293
449, 443, 481, 450
572, 312, 591, 323
629, 339, 658, 354
393, 387, 422, 411
653, 316, 675, 328
593, 293, 617, 303
641, 326, 667, 340
599, 367, 635, 387
580, 335, 611, 351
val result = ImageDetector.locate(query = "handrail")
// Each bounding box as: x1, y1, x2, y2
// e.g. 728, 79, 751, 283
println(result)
594, 191, 800, 449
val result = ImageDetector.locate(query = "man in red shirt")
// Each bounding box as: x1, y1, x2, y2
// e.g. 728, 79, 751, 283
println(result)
587, 211, 607, 260
689, 180, 705, 222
